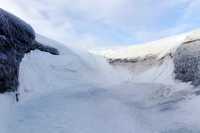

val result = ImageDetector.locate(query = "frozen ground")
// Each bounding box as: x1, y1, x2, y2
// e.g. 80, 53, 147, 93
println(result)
5, 82, 200, 133
1, 32, 200, 133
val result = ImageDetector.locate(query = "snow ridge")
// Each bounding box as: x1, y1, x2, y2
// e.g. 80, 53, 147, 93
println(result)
95, 32, 190, 59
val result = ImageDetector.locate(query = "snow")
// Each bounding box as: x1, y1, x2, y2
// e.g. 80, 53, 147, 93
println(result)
132, 57, 175, 84
17, 34, 129, 100
184, 29, 200, 43
94, 30, 200, 86
1, 2, 200, 132
1, 31, 200, 133
94, 33, 189, 59
0, 34, 134, 133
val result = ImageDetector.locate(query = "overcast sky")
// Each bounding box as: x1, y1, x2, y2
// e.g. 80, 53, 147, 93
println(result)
0, 0, 200, 49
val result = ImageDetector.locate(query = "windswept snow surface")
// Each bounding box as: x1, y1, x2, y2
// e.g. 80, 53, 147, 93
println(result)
1, 32, 200, 133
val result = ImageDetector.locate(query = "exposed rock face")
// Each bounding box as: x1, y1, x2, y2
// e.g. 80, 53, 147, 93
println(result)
0, 8, 59, 93
174, 39, 200, 86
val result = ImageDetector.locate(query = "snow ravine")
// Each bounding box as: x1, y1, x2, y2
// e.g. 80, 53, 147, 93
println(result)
1, 31, 200, 133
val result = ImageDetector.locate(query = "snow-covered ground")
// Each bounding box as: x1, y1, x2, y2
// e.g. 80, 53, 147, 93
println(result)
1, 31, 200, 133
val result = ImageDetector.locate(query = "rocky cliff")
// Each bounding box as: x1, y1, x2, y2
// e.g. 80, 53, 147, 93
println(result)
174, 32, 200, 86
0, 8, 59, 93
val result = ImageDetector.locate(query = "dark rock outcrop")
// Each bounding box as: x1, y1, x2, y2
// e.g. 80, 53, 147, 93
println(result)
174, 39, 200, 86
0, 8, 59, 93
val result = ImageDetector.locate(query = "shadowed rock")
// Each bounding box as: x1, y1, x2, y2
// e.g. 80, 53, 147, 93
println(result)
174, 39, 200, 86
0, 8, 59, 93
